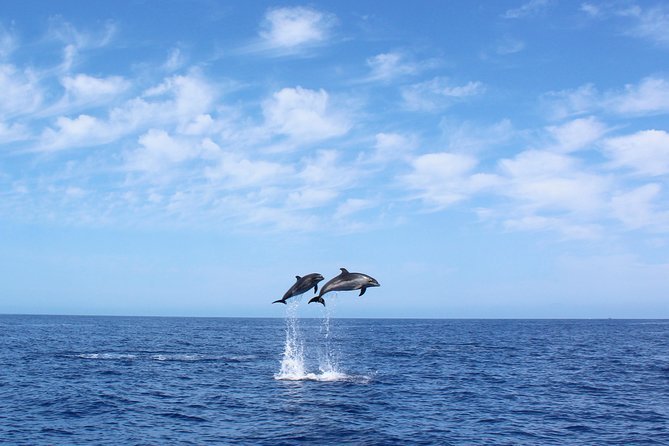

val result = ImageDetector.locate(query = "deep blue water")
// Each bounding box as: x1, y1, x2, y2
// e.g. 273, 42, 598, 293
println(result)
1, 313, 668, 445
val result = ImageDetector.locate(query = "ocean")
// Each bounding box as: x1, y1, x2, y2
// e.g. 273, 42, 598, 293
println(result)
1, 309, 668, 445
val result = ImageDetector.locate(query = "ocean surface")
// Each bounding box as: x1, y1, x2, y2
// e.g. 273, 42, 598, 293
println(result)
1, 310, 668, 445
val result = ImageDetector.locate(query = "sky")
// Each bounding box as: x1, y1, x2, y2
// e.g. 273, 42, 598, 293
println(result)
1, 0, 668, 318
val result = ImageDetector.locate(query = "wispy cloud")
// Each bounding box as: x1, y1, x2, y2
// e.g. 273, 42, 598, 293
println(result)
0, 121, 28, 144
495, 37, 526, 55
163, 48, 186, 72
0, 25, 16, 60
580, 3, 669, 48
46, 17, 117, 72
439, 119, 515, 154
611, 183, 669, 230
0, 64, 43, 118
502, 0, 551, 19
545, 116, 608, 153
364, 51, 439, 82
608, 77, 669, 115
402, 77, 484, 111
366, 132, 418, 163
205, 151, 294, 189
603, 129, 669, 176
366, 52, 417, 81
543, 76, 669, 119
620, 5, 669, 47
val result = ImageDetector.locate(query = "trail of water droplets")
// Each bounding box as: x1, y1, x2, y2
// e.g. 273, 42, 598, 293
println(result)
274, 300, 305, 380
318, 302, 343, 378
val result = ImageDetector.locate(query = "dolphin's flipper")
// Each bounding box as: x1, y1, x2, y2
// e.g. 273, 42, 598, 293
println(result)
308, 296, 325, 306
313, 284, 318, 294
272, 299, 286, 304
359, 287, 367, 296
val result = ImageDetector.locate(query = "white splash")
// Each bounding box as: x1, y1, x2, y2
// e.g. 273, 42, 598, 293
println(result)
276, 370, 351, 382
274, 299, 306, 380
76, 353, 136, 360
274, 296, 363, 382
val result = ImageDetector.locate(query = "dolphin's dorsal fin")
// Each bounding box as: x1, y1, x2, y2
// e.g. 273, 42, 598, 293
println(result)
359, 287, 367, 296
295, 275, 301, 280
340, 268, 349, 274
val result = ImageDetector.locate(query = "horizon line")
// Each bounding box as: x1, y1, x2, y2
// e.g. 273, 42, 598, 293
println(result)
1, 312, 667, 321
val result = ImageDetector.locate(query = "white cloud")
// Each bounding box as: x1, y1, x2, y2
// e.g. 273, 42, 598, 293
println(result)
126, 129, 201, 173
439, 119, 515, 154
287, 188, 338, 209
65, 186, 87, 198
6, 11, 669, 241
287, 149, 363, 212
0, 64, 43, 117
366, 52, 419, 81
544, 77, 669, 119
580, 3, 600, 17
503, 0, 550, 19
61, 73, 129, 106
546, 116, 608, 152
402, 152, 498, 208
608, 77, 669, 115
259, 6, 336, 50
164, 48, 186, 72
335, 198, 372, 219
0, 26, 16, 59
498, 150, 609, 217
402, 77, 484, 111
47, 19, 117, 73
543, 83, 598, 120
48, 17, 116, 49
620, 5, 669, 47
39, 114, 110, 151
0, 121, 28, 143
143, 72, 215, 122
495, 37, 526, 55
611, 183, 668, 230
205, 152, 293, 189
603, 129, 669, 176
262, 86, 350, 142
180, 114, 218, 136
298, 149, 357, 190
37, 72, 218, 152
503, 215, 601, 239
366, 132, 417, 163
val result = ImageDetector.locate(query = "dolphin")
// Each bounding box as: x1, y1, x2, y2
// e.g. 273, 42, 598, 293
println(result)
273, 273, 325, 304
308, 268, 380, 306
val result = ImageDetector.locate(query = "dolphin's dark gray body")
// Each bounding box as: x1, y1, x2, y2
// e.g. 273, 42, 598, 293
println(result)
273, 273, 324, 304
308, 268, 380, 306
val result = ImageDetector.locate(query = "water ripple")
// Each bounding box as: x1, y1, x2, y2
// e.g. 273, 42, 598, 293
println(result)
1, 316, 668, 445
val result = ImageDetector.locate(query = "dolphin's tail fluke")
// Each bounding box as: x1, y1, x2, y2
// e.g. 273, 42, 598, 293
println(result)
308, 296, 325, 306
272, 299, 286, 304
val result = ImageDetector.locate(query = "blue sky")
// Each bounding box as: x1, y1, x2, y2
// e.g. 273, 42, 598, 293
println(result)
1, 0, 668, 317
